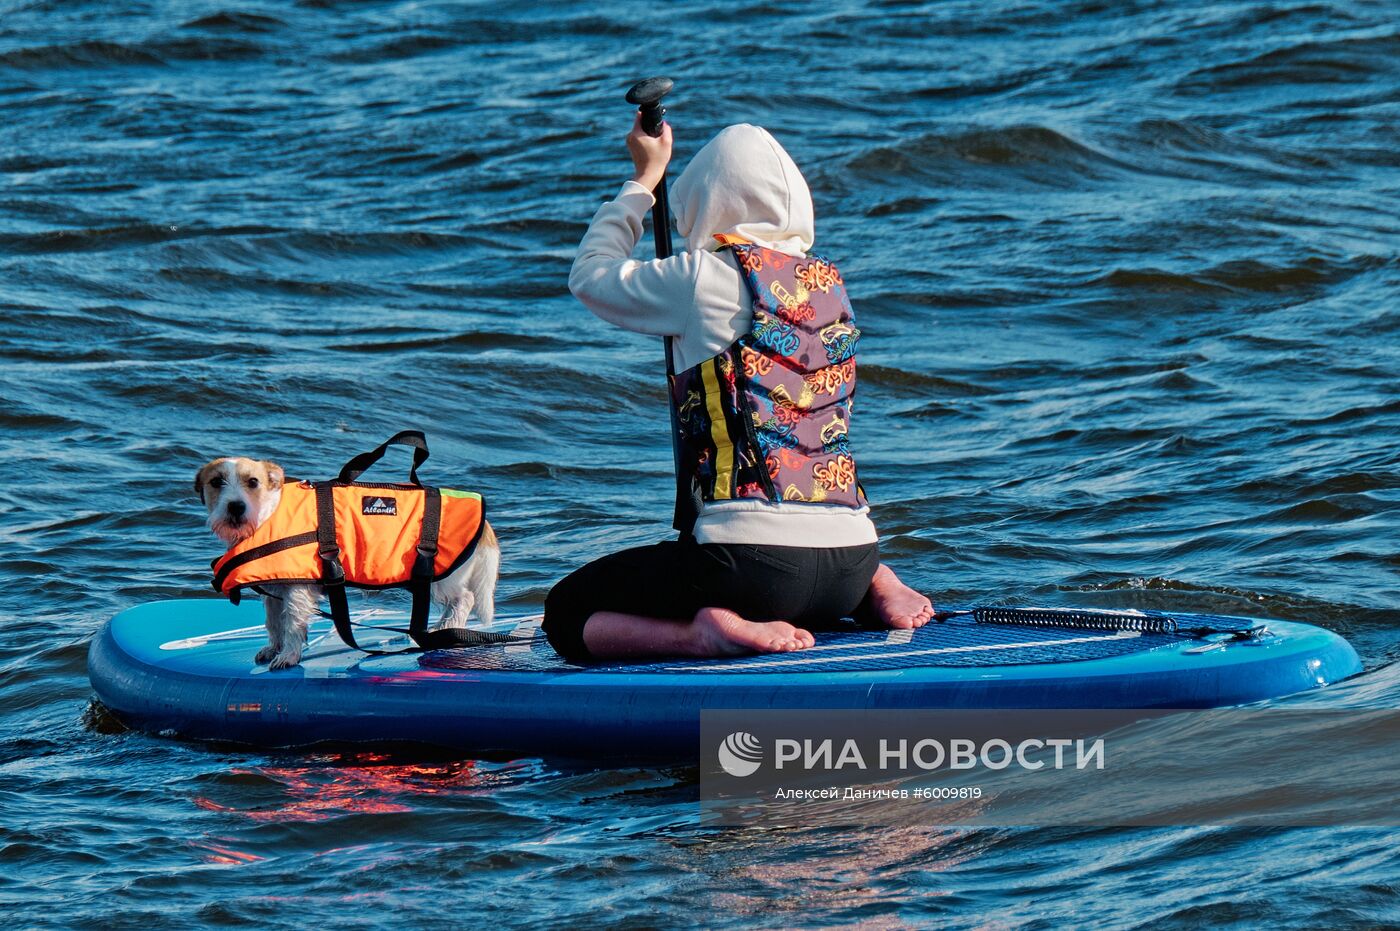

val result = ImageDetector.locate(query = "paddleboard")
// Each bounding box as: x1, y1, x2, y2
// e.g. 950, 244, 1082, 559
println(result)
88, 599, 1361, 756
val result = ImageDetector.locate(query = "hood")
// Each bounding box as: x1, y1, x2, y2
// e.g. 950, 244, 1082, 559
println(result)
670, 124, 814, 255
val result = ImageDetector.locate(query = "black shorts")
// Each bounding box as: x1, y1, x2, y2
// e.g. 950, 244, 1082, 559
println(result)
542, 539, 881, 662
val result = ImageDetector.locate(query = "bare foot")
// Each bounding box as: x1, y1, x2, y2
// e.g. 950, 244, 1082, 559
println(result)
690, 606, 815, 657
869, 564, 935, 629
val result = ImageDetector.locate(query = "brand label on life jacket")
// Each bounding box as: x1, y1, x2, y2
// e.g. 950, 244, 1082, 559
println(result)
362, 496, 397, 516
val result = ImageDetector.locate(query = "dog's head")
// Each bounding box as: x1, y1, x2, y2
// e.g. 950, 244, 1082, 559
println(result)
194, 457, 285, 545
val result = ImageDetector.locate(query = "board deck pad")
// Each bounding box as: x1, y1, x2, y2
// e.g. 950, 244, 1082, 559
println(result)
421, 615, 1201, 673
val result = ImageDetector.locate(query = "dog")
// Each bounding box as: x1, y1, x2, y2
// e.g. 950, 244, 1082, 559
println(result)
194, 457, 499, 669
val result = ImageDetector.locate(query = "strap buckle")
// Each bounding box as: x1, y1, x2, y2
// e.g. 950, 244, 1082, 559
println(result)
412, 541, 438, 580
319, 541, 346, 585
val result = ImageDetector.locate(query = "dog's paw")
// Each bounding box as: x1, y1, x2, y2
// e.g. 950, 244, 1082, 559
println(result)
254, 645, 279, 665
268, 649, 302, 670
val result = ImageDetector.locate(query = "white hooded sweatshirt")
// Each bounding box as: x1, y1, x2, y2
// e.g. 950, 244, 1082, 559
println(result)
568, 124, 877, 548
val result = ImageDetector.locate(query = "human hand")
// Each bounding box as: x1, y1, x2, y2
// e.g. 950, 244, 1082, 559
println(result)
626, 112, 672, 191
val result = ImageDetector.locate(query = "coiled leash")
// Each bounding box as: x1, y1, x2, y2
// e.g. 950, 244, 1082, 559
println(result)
936, 606, 1268, 640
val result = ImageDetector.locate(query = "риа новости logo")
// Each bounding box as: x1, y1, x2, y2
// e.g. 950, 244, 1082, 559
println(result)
717, 731, 763, 777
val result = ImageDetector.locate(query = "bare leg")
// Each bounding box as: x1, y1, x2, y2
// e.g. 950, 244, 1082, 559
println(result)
581, 606, 816, 660
868, 563, 936, 629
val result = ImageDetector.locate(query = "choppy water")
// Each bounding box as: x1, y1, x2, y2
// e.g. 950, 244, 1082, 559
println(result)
3, 0, 1398, 926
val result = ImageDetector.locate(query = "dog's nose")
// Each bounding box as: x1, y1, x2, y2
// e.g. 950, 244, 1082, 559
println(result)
227, 500, 247, 518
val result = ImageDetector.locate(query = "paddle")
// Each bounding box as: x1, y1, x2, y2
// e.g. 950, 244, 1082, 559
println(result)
625, 76, 695, 534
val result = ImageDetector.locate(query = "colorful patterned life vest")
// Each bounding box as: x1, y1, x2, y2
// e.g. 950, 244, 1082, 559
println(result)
210, 431, 487, 653
668, 235, 868, 529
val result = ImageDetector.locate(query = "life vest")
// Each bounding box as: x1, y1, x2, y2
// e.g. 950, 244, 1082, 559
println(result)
210, 431, 487, 653
668, 235, 868, 530
212, 483, 484, 593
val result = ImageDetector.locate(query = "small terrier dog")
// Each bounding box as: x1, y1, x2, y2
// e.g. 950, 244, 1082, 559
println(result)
195, 457, 499, 669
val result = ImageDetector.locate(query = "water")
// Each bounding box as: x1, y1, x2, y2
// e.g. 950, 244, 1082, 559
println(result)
3, 0, 1398, 925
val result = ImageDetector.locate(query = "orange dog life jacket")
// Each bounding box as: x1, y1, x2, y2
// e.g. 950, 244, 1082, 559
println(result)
212, 482, 484, 594
209, 431, 487, 654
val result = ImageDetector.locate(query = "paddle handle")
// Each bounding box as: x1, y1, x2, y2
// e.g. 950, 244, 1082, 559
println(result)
626, 77, 674, 259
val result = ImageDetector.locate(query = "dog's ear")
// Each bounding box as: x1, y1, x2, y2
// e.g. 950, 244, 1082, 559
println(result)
193, 463, 213, 504
262, 461, 285, 490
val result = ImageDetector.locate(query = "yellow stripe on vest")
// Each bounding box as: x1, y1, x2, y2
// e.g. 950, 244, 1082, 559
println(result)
701, 358, 734, 499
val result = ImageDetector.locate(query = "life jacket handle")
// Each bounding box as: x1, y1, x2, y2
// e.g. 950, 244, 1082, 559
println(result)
337, 430, 430, 486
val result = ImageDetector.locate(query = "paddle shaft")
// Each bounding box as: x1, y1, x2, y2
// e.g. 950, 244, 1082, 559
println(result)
625, 78, 692, 534
638, 105, 674, 259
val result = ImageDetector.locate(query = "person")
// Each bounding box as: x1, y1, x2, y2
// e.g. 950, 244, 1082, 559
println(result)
542, 116, 934, 662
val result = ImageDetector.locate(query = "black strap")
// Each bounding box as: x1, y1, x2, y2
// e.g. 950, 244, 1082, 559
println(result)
312, 479, 452, 656
666, 343, 701, 536
414, 627, 532, 649
211, 531, 319, 592
407, 487, 442, 646
312, 480, 359, 650
337, 430, 429, 486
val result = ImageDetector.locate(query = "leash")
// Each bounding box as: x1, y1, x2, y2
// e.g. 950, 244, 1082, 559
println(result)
935, 606, 1268, 640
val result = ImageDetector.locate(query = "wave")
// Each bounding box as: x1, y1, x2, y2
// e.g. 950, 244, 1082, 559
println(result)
1097, 268, 1233, 293
1065, 577, 1394, 627
1129, 118, 1335, 170
863, 197, 936, 218
325, 16, 635, 61
1001, 423, 1194, 453
846, 125, 1136, 189
1237, 469, 1400, 500
144, 36, 266, 61
1292, 398, 1400, 428
180, 11, 287, 32
859, 365, 997, 396
1203, 256, 1375, 292
865, 287, 1035, 310
1252, 497, 1373, 524
906, 68, 1047, 101
0, 408, 83, 432
1176, 32, 1400, 93
478, 461, 654, 482
1102, 117, 1343, 184
1100, 254, 1384, 295
266, 229, 483, 258
325, 331, 565, 354
155, 265, 390, 298
0, 224, 281, 255
0, 156, 72, 174
0, 40, 165, 69
329, 33, 458, 64
0, 34, 268, 69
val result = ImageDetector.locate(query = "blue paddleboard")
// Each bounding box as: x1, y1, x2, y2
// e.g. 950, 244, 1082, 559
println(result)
88, 599, 1361, 756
